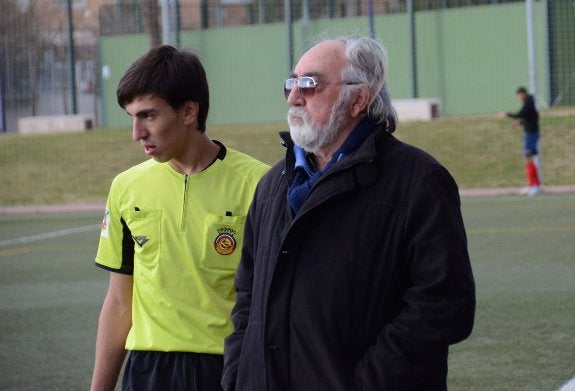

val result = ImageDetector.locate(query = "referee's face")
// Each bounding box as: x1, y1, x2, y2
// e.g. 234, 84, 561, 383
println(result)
126, 94, 197, 163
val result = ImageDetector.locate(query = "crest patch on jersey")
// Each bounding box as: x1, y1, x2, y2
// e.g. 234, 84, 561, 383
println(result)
214, 226, 237, 255
100, 209, 111, 238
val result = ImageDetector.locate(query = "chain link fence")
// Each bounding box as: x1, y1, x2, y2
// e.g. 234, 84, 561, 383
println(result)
1, 0, 573, 133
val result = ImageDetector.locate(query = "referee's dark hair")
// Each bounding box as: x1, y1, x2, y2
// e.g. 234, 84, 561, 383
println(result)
117, 45, 210, 132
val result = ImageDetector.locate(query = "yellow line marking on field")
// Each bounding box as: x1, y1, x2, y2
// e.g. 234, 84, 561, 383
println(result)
0, 247, 31, 257
468, 226, 575, 235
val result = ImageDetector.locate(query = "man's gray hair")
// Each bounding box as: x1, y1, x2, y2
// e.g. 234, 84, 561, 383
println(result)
337, 36, 397, 133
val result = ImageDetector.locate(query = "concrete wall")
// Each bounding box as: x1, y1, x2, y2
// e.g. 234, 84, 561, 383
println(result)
100, 2, 548, 128
18, 114, 94, 134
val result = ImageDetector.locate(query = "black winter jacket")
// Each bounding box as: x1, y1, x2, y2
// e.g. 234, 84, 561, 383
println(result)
222, 127, 476, 391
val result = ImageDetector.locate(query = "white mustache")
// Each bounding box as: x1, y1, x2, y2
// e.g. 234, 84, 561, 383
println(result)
288, 107, 309, 123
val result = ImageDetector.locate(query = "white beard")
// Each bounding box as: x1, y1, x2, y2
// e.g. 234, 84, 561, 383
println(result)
287, 100, 347, 154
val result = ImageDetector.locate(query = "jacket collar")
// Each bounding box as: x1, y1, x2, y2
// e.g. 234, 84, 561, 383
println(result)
279, 121, 387, 187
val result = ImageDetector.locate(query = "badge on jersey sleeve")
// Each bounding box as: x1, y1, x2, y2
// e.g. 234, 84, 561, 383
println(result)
100, 209, 111, 238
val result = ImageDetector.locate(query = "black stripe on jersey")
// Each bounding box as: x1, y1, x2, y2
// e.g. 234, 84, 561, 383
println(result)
94, 217, 134, 275
120, 216, 135, 273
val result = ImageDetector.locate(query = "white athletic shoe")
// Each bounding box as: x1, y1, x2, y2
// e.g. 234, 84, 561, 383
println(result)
519, 186, 530, 195
557, 376, 575, 391
527, 186, 539, 197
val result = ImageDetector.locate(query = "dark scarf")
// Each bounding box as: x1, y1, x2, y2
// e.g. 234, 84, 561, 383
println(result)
287, 118, 375, 215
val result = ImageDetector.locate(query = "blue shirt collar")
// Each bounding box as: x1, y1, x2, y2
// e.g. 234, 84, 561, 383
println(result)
293, 117, 375, 175
294, 144, 314, 176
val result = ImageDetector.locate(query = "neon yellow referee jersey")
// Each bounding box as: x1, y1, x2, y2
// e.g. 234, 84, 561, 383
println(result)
95, 145, 268, 354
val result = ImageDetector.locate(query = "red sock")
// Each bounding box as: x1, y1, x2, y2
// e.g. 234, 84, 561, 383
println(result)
525, 162, 540, 186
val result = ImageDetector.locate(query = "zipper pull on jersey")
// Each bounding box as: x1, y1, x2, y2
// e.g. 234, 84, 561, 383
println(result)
180, 175, 190, 231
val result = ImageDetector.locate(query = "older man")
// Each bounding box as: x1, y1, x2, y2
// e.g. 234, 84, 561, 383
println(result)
222, 36, 476, 391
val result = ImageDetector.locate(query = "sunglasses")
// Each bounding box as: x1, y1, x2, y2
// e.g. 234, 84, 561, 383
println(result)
284, 76, 361, 99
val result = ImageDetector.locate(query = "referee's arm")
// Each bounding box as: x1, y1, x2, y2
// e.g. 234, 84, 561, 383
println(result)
91, 273, 133, 391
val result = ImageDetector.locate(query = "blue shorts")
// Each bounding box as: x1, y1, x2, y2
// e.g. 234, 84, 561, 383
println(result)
523, 132, 539, 156
122, 351, 223, 391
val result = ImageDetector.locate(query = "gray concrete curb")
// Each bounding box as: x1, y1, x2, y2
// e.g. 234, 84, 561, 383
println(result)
0, 202, 105, 215
1, 186, 574, 215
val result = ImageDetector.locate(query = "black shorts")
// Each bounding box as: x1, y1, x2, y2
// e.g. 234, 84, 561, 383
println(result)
122, 351, 223, 391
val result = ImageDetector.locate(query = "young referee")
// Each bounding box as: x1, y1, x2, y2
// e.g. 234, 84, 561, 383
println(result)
90, 46, 268, 391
